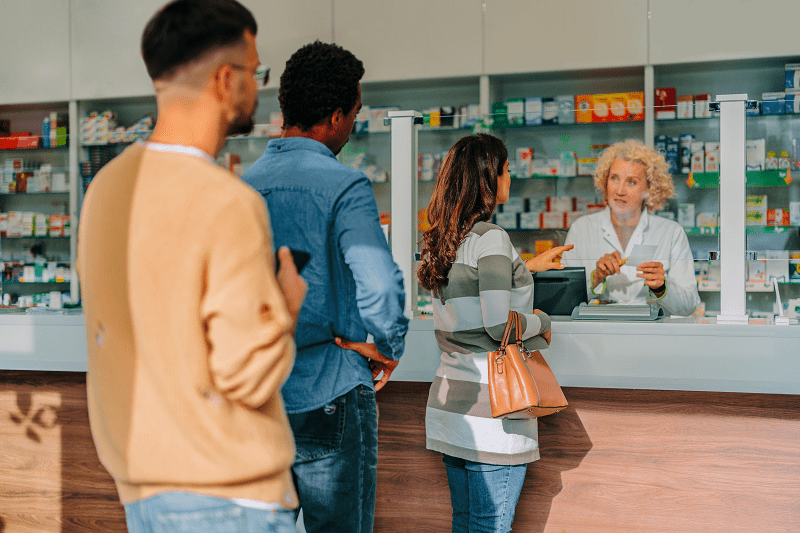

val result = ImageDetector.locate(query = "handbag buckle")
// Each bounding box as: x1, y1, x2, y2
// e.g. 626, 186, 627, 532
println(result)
495, 355, 504, 374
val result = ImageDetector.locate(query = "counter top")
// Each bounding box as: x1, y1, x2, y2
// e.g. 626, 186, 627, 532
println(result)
1, 314, 798, 394
395, 316, 800, 394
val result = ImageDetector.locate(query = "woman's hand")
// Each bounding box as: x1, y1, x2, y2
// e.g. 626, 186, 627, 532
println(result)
335, 337, 398, 391
637, 261, 666, 295
594, 251, 624, 286
526, 244, 575, 273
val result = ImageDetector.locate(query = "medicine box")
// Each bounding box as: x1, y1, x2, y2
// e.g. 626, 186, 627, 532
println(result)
519, 212, 540, 230
556, 95, 575, 124
575, 95, 593, 123
695, 94, 712, 118
506, 99, 525, 127
786, 63, 800, 90
746, 139, 766, 171
655, 87, 676, 119
677, 203, 695, 227
542, 97, 558, 125
790, 201, 800, 225
524, 97, 542, 126
761, 92, 786, 115
502, 197, 527, 213
608, 93, 628, 122
786, 90, 800, 114
677, 95, 694, 119
495, 212, 518, 230
592, 94, 612, 123
626, 92, 644, 121
696, 212, 718, 228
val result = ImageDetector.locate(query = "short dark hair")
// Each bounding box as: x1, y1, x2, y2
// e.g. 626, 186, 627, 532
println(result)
141, 0, 257, 81
279, 41, 365, 130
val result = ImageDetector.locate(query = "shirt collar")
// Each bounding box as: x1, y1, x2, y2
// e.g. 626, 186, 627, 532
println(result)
266, 137, 336, 159
141, 141, 217, 165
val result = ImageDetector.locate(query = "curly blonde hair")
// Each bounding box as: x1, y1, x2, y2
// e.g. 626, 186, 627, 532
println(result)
593, 139, 674, 212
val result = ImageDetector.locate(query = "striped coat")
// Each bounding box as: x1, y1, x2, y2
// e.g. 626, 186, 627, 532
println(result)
425, 221, 551, 465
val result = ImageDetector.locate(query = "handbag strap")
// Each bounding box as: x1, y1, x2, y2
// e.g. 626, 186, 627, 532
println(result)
499, 310, 521, 350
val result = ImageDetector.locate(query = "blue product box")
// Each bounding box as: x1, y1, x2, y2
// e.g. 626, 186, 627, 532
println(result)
524, 97, 542, 126
745, 101, 760, 116
655, 135, 667, 157
495, 212, 518, 230
786, 92, 800, 114
761, 92, 785, 115
786, 63, 800, 90
666, 137, 680, 175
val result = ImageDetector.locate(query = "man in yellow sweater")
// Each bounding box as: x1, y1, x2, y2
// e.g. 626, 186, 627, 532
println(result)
76, 1, 305, 531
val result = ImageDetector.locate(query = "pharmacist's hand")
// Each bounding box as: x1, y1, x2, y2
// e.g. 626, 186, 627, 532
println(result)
637, 261, 666, 294
335, 337, 398, 391
594, 251, 624, 285
276, 247, 306, 331
526, 244, 575, 273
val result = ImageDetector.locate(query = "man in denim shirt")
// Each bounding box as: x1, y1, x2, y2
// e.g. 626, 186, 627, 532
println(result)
242, 41, 408, 533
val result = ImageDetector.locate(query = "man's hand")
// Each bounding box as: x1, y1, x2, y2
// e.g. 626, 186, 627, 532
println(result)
276, 247, 306, 333
526, 244, 575, 273
334, 337, 398, 391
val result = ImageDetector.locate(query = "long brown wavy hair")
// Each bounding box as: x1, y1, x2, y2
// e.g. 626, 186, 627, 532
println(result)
418, 134, 507, 291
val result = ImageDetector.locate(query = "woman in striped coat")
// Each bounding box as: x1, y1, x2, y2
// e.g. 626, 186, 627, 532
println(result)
417, 134, 570, 532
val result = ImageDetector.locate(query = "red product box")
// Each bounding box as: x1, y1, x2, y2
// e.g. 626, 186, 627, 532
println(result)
655, 87, 677, 119
767, 208, 790, 226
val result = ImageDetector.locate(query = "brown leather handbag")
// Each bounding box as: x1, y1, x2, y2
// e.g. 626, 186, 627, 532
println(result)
487, 311, 568, 419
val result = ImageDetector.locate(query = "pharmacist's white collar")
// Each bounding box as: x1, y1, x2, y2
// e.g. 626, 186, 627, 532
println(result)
141, 141, 216, 164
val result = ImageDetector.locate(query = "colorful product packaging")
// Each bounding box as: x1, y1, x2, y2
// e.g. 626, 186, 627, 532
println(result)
575, 95, 593, 123
655, 87, 676, 119
761, 92, 786, 115
677, 95, 694, 119
786, 63, 800, 90
695, 94, 712, 118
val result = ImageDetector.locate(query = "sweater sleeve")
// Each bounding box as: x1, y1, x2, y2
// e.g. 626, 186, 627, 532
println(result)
200, 194, 295, 409
475, 228, 550, 343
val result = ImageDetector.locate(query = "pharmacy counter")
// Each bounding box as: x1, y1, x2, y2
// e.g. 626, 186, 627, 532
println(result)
395, 316, 800, 395
1, 313, 798, 395
0, 311, 88, 372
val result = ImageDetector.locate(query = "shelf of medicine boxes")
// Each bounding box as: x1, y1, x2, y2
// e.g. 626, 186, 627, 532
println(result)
697, 280, 800, 293
684, 169, 793, 188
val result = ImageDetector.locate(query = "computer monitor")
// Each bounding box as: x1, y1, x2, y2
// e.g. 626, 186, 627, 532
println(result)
532, 267, 588, 315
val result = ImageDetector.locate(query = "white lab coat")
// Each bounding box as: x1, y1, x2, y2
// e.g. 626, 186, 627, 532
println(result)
563, 207, 701, 316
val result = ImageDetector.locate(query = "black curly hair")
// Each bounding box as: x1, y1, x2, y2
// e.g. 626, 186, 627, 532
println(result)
279, 41, 365, 131
141, 0, 257, 81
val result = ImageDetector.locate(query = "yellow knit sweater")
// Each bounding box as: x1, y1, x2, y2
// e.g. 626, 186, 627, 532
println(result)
77, 143, 297, 508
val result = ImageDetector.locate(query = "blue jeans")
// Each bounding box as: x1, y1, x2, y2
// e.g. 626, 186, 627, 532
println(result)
123, 491, 298, 533
442, 455, 528, 533
288, 384, 378, 533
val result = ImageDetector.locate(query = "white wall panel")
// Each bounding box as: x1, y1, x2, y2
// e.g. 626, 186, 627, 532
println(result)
649, 0, 800, 65
484, 0, 648, 75
333, 0, 482, 82
70, 0, 163, 99
240, 0, 333, 89
0, 0, 71, 104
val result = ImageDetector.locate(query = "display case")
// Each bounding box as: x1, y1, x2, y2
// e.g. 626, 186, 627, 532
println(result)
0, 102, 75, 308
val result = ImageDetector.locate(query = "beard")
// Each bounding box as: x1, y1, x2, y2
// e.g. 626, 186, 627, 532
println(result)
226, 97, 257, 136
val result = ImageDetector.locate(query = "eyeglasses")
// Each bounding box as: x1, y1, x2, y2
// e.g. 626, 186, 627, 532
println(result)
229, 63, 270, 87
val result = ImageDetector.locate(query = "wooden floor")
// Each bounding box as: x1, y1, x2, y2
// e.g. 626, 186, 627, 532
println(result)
0, 373, 798, 532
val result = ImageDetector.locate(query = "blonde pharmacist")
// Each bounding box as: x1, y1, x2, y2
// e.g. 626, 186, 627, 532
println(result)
563, 140, 701, 316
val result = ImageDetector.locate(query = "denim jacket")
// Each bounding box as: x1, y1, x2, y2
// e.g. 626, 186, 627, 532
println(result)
243, 137, 408, 413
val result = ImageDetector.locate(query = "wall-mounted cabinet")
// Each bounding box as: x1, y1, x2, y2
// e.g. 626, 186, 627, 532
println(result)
648, 0, 800, 65
333, 0, 483, 82
0, 0, 71, 105
484, 0, 648, 75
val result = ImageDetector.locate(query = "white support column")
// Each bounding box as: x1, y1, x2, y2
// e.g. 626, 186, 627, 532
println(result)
715, 94, 749, 324
388, 110, 420, 317
644, 65, 654, 148
69, 99, 80, 303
